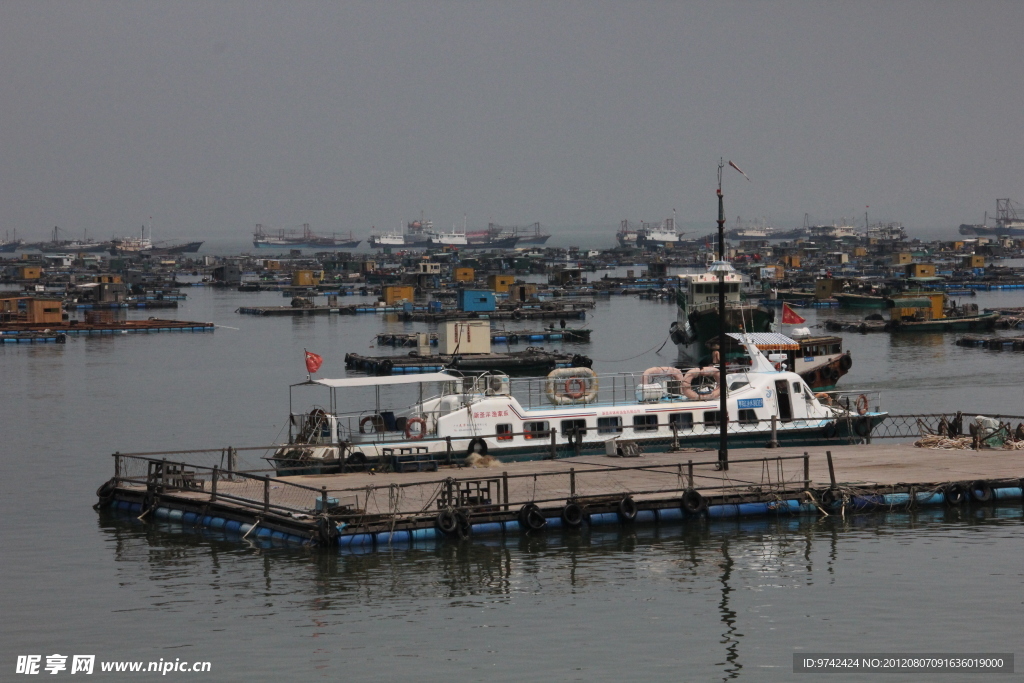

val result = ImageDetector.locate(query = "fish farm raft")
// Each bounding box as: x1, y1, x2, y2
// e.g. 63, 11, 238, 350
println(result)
95, 413, 1024, 551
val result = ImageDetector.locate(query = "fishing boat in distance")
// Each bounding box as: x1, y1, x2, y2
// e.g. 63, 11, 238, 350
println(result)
253, 224, 361, 249
266, 333, 886, 475
0, 229, 23, 253
109, 226, 153, 254
31, 227, 111, 253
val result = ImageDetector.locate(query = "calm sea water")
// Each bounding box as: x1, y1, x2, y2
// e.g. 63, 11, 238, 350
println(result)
2, 279, 1024, 681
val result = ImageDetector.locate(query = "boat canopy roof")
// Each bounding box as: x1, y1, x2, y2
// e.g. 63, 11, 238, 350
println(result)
725, 332, 800, 351
306, 372, 457, 389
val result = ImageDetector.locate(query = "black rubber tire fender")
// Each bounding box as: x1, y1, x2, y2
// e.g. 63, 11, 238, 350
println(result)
618, 496, 638, 522
436, 509, 458, 535
680, 488, 706, 514
839, 354, 853, 371
969, 480, 993, 503
853, 417, 871, 437
96, 477, 117, 499
454, 509, 471, 540
518, 503, 546, 531
944, 484, 967, 506
822, 422, 838, 439
467, 438, 488, 457
820, 488, 844, 509
561, 502, 584, 528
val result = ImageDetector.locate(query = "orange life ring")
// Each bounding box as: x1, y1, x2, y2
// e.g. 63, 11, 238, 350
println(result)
855, 394, 869, 416
404, 417, 426, 440
564, 377, 586, 399
359, 414, 382, 434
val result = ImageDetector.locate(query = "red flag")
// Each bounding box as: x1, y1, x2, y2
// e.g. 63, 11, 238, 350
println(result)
781, 302, 806, 325
304, 350, 323, 374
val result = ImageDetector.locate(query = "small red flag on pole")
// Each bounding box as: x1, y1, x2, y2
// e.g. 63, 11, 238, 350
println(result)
781, 302, 807, 325
304, 350, 323, 374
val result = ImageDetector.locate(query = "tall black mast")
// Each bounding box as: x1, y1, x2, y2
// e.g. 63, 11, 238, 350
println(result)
716, 160, 729, 471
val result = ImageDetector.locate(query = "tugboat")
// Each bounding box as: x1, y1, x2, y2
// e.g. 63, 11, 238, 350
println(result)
669, 268, 775, 364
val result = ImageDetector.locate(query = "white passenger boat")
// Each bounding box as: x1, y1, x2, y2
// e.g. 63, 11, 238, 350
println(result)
267, 334, 886, 475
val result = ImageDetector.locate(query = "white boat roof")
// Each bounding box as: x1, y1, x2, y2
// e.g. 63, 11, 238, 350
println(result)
725, 332, 798, 346
311, 372, 457, 388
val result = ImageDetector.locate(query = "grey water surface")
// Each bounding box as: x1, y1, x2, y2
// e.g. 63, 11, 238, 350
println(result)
2, 282, 1023, 681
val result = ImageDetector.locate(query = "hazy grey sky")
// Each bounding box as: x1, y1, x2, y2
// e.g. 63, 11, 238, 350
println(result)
2, 1, 1022, 241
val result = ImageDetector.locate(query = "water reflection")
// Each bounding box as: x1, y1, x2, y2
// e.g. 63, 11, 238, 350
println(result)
94, 503, 1024, 678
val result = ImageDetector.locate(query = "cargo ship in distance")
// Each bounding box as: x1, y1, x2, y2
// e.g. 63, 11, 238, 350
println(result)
253, 224, 361, 249
959, 199, 1024, 237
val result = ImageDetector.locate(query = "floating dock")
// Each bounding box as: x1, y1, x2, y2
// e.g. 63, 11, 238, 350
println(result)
66, 301, 180, 310
375, 328, 592, 347
343, 349, 589, 375
0, 319, 214, 335
956, 335, 1024, 350
96, 438, 1024, 551
0, 331, 67, 344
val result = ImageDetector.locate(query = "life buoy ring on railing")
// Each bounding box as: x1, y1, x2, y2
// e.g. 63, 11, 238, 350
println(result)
681, 368, 720, 400
855, 394, 869, 416
405, 417, 426, 440
359, 415, 383, 433
564, 378, 586, 399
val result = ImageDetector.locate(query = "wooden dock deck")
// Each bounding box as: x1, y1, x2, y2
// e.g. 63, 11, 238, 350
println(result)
97, 441, 1024, 550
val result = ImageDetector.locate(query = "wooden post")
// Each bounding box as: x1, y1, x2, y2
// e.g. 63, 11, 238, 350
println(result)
570, 468, 576, 498
228, 447, 237, 478
263, 475, 271, 512
502, 471, 509, 511
687, 460, 694, 488
803, 452, 810, 490
114, 452, 121, 483
321, 485, 328, 512
768, 415, 779, 448
549, 428, 556, 460
211, 466, 219, 502
446, 436, 453, 465
826, 450, 836, 489
671, 422, 678, 450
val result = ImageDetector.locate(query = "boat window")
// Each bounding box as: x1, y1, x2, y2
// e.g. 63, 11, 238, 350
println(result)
496, 424, 513, 441
729, 380, 749, 391
524, 421, 549, 439
633, 414, 658, 432
738, 409, 759, 424
792, 382, 802, 397
704, 411, 721, 426
669, 413, 694, 429
597, 416, 623, 434
560, 419, 587, 439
